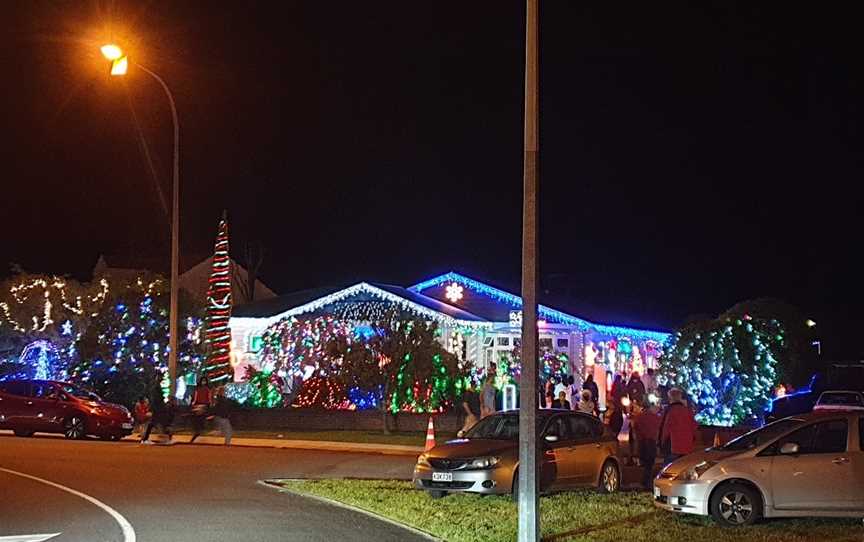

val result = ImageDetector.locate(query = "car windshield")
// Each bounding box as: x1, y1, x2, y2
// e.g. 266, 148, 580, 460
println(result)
721, 418, 804, 451
464, 413, 546, 441
60, 383, 101, 401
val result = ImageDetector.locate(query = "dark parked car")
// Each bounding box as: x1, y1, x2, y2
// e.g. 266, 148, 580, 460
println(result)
766, 363, 864, 423
0, 380, 133, 440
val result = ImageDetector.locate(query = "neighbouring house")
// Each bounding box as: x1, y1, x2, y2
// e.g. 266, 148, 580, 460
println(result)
229, 271, 669, 408
92, 253, 277, 306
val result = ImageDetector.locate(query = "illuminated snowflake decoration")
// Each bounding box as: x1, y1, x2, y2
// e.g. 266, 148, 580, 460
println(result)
61, 320, 73, 336
445, 282, 464, 303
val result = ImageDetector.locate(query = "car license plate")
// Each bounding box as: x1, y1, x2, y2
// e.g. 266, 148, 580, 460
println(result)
653, 486, 661, 498
122, 423, 133, 429
432, 472, 453, 482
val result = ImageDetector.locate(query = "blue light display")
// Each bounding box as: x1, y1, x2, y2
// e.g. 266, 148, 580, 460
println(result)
410, 272, 670, 342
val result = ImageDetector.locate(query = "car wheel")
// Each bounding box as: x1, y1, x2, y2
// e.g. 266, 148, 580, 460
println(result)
710, 482, 762, 527
429, 490, 448, 499
598, 460, 620, 493
13, 429, 34, 437
64, 416, 86, 440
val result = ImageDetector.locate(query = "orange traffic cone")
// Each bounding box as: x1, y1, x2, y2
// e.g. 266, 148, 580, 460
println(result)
424, 416, 436, 452
713, 432, 721, 448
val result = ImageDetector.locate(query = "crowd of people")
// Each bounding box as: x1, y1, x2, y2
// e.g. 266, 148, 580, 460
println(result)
460, 364, 698, 489
132, 376, 234, 446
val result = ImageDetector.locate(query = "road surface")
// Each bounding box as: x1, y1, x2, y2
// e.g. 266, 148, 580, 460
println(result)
0, 434, 423, 542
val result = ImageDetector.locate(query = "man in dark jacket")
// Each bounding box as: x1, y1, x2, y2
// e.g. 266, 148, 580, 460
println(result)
141, 396, 176, 444
627, 371, 646, 406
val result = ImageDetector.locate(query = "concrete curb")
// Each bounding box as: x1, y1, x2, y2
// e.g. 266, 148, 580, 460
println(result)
259, 479, 441, 542
122, 433, 425, 456
0, 429, 424, 456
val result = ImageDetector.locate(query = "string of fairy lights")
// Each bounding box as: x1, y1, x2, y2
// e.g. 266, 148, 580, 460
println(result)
203, 214, 234, 385
660, 315, 781, 426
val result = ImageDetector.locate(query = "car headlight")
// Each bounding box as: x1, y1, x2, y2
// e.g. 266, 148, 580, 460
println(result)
675, 461, 717, 481
417, 454, 431, 468
466, 456, 501, 470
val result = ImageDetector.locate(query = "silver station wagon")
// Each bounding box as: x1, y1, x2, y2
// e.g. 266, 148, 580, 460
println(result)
654, 411, 863, 526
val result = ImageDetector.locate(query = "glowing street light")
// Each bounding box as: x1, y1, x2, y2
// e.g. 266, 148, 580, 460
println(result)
110, 56, 128, 76
100, 43, 182, 399
100, 44, 123, 60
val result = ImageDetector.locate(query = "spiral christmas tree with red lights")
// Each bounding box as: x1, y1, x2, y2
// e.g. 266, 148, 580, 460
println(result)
203, 211, 233, 385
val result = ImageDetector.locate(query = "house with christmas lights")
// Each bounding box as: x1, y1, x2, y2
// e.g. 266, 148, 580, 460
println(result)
229, 272, 669, 408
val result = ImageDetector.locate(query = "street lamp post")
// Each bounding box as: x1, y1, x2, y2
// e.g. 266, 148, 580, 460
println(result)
518, 1, 540, 541
102, 45, 180, 399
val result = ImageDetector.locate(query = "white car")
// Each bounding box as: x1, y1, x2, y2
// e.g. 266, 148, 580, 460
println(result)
654, 411, 863, 526
814, 391, 864, 412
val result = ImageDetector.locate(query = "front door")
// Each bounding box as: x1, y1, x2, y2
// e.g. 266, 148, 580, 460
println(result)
771, 418, 853, 510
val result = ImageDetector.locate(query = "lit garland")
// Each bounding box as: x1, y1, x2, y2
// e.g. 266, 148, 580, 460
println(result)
479, 348, 569, 390
0, 277, 110, 333
659, 316, 781, 426
258, 316, 352, 378
203, 213, 233, 385
293, 376, 345, 409
409, 271, 670, 342
243, 366, 284, 408
234, 282, 492, 332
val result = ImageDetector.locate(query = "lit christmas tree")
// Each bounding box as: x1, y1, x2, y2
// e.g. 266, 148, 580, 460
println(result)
203, 212, 233, 385
659, 315, 782, 426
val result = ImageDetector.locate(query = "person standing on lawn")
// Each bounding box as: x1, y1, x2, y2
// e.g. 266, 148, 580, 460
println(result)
577, 390, 596, 416
641, 368, 659, 399
563, 375, 574, 410
626, 371, 646, 406
658, 388, 698, 465
208, 386, 233, 446
610, 373, 626, 408
605, 400, 624, 437
633, 401, 661, 489
582, 373, 599, 404
133, 396, 152, 436
457, 391, 480, 437
480, 363, 497, 418
189, 376, 212, 444
551, 390, 571, 410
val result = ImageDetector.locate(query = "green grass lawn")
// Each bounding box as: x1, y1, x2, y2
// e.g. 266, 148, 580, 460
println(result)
171, 429, 445, 446
273, 479, 862, 542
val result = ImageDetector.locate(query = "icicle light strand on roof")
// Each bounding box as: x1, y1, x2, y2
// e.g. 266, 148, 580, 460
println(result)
410, 272, 669, 342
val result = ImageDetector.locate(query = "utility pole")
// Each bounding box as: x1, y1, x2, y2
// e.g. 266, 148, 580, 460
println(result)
518, 0, 540, 541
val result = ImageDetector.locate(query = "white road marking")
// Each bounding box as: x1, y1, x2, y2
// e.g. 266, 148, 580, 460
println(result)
0, 535, 61, 542
0, 468, 136, 542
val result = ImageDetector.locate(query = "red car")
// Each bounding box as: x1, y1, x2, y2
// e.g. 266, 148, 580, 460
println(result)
0, 380, 134, 440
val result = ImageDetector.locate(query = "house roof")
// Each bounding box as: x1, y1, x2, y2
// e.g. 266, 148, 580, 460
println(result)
410, 271, 670, 341
232, 282, 489, 329
232, 271, 670, 341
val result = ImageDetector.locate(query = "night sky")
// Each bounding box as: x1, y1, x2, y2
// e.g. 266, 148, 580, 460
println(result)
2, 2, 862, 359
